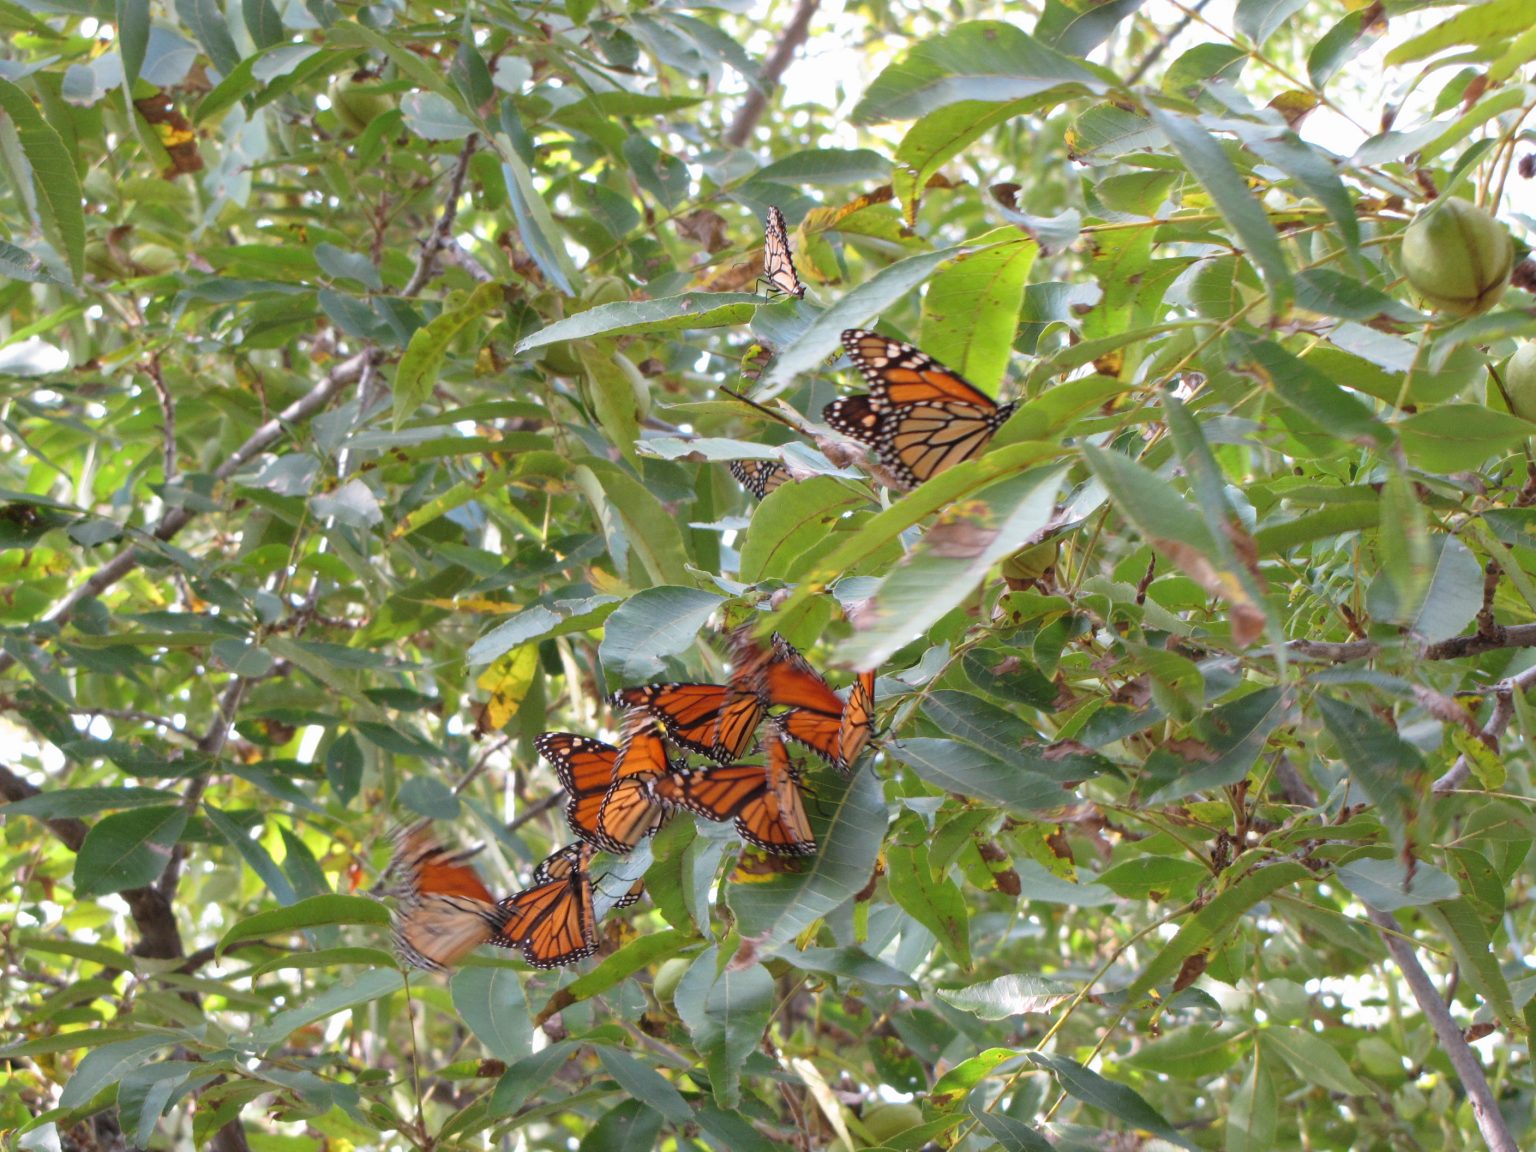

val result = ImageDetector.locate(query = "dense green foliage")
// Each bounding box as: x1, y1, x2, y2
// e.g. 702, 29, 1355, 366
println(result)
3, 0, 1536, 1149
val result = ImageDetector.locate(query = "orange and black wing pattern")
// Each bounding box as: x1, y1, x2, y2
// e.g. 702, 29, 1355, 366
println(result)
656, 728, 816, 856
761, 205, 807, 300
837, 668, 877, 771
612, 682, 764, 762
825, 329, 1017, 489
538, 729, 666, 854
375, 822, 504, 971
491, 842, 599, 969
729, 459, 790, 499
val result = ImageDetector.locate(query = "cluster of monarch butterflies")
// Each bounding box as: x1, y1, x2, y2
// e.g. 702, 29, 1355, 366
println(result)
730, 208, 1019, 497
378, 630, 875, 970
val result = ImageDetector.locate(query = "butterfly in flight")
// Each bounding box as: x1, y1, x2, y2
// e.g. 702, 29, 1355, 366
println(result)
825, 329, 1018, 489
374, 822, 506, 971
490, 841, 602, 968
729, 459, 790, 500
760, 205, 807, 300
536, 717, 674, 854
654, 724, 816, 856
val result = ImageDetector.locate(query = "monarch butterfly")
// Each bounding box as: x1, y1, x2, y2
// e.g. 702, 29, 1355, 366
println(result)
611, 631, 775, 761
532, 838, 647, 911
779, 666, 877, 773
654, 726, 816, 856
824, 330, 1018, 489
491, 842, 600, 968
729, 459, 790, 500
536, 727, 669, 855
761, 205, 807, 300
374, 822, 505, 971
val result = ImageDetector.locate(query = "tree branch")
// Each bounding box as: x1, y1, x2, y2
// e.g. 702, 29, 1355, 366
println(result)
1286, 622, 1536, 665
0, 762, 184, 959
0, 349, 378, 679
725, 0, 820, 147
1432, 661, 1536, 792
1365, 905, 1519, 1152
402, 135, 478, 298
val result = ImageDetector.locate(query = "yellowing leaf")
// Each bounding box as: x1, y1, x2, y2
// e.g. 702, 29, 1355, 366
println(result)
475, 644, 539, 730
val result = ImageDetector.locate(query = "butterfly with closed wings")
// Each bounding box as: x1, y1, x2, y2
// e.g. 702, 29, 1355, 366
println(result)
825, 329, 1017, 489
653, 723, 816, 856
760, 205, 807, 300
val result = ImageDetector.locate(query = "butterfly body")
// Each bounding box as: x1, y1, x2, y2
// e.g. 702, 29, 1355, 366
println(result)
826, 330, 1017, 489
491, 841, 601, 969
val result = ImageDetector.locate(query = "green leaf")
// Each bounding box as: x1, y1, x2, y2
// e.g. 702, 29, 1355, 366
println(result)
1029, 1051, 1197, 1150
839, 465, 1068, 668
738, 477, 872, 584
452, 966, 531, 1062
1230, 333, 1385, 446
851, 21, 1104, 124
515, 293, 761, 353
1317, 696, 1422, 842
894, 102, 1028, 221
577, 342, 642, 464
57, 1035, 172, 1109
893, 738, 1071, 815
1260, 1027, 1369, 1096
919, 234, 1037, 393
560, 929, 696, 1004
73, 805, 188, 898
578, 461, 691, 587
937, 973, 1077, 1020
674, 946, 776, 1107
756, 148, 890, 185
1386, 0, 1530, 64
1, 786, 172, 819
597, 586, 723, 681
1226, 1051, 1277, 1152
1397, 404, 1533, 472
500, 141, 578, 295
1335, 857, 1459, 910
887, 842, 972, 968
756, 244, 968, 397
253, 968, 403, 1050
216, 893, 390, 957
1411, 534, 1482, 643
1149, 107, 1292, 309
393, 282, 503, 428
0, 77, 85, 287
1146, 687, 1293, 803
205, 804, 297, 905
598, 1048, 693, 1125
1082, 444, 1213, 552
730, 768, 886, 947
1125, 862, 1310, 1003
465, 595, 621, 667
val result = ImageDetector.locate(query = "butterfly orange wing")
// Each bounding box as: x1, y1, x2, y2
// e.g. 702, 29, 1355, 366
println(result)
491, 843, 599, 968
377, 822, 502, 971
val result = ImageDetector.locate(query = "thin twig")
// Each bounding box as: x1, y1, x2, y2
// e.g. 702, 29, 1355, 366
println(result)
1287, 622, 1536, 665
1364, 904, 1519, 1152
0, 349, 378, 678
402, 135, 478, 299
159, 677, 250, 901
1432, 662, 1536, 792
725, 0, 821, 147
145, 351, 176, 484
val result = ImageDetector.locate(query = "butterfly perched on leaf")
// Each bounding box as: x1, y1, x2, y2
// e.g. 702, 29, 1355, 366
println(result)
760, 205, 807, 300
654, 724, 816, 856
536, 720, 673, 855
612, 630, 840, 762
490, 841, 601, 969
374, 822, 507, 971
825, 329, 1017, 489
